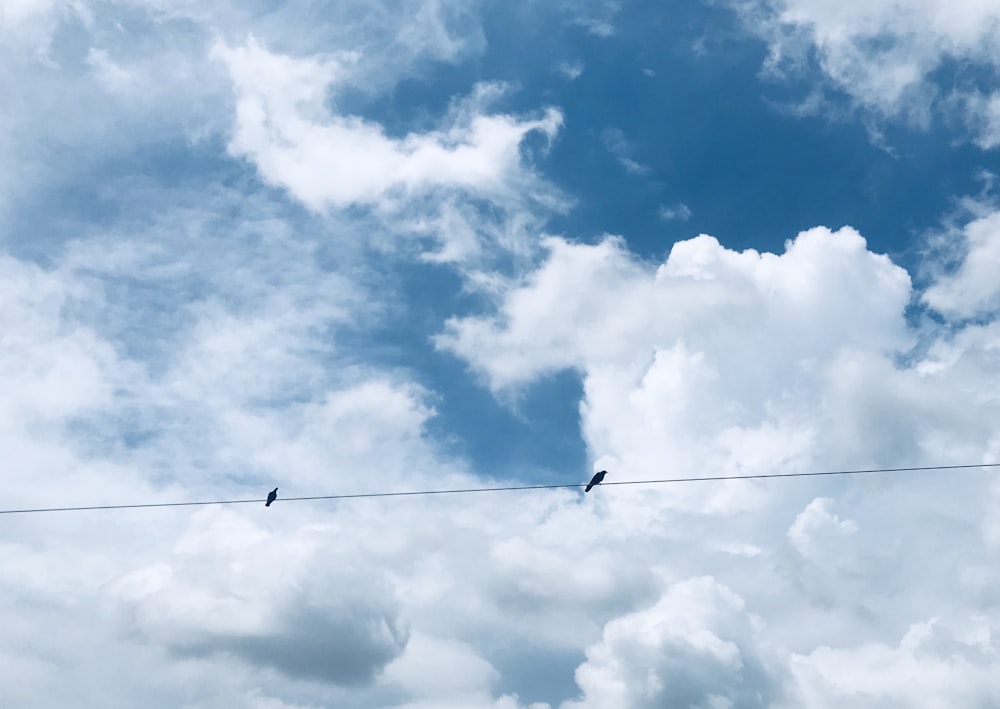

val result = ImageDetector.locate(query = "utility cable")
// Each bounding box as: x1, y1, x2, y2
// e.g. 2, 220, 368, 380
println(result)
0, 462, 997, 516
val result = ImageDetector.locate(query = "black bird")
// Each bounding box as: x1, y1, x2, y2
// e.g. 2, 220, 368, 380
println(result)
265, 487, 278, 507
585, 470, 607, 492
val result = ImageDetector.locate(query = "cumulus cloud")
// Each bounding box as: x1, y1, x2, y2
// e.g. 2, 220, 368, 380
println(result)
0, 239, 478, 703
6, 0, 1000, 707
0, 198, 642, 707
7, 192, 1000, 708
438, 227, 912, 392
439, 214, 1000, 705
787, 497, 857, 562
437, 227, 971, 538
565, 577, 778, 709
110, 509, 409, 685
732, 0, 1000, 145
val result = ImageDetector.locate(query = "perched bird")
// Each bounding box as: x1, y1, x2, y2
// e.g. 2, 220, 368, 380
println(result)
585, 470, 607, 492
265, 487, 278, 507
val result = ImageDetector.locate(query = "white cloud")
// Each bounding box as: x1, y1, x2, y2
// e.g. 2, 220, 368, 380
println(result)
923, 208, 1000, 317
392, 0, 483, 64
0, 0, 56, 26
582, 20, 615, 37
0, 0, 593, 705
6, 198, 1000, 708
0, 0, 81, 55
556, 61, 584, 80
439, 215, 1000, 704
0, 187, 613, 707
0, 241, 483, 702
787, 497, 857, 559
439, 227, 912, 392
0, 255, 117, 427
86, 47, 136, 93
659, 202, 692, 221
6, 0, 1000, 706
564, 577, 776, 709
383, 632, 499, 697
733, 0, 1000, 144
562, 0, 620, 39
108, 507, 410, 685
211, 36, 564, 263
0, 0, 498, 228
214, 37, 562, 209
789, 619, 1000, 707
0, 4, 227, 221
964, 90, 1000, 148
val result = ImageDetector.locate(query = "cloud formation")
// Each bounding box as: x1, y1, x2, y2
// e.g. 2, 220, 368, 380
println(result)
733, 0, 1000, 145
438, 217, 1000, 705
923, 206, 1000, 317
4, 0, 1000, 707
439, 227, 912, 393
566, 577, 778, 709
215, 38, 562, 212
214, 37, 564, 264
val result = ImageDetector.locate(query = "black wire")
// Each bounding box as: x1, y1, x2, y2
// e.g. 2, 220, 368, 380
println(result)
1, 462, 997, 515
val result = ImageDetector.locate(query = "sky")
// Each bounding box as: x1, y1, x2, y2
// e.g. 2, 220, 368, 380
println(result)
3, 1, 1000, 707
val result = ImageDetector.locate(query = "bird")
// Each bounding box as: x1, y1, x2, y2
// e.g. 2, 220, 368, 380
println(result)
265, 487, 278, 507
585, 470, 607, 492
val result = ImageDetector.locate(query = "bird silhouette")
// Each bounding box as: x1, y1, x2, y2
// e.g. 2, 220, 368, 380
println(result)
585, 470, 607, 492
265, 487, 278, 507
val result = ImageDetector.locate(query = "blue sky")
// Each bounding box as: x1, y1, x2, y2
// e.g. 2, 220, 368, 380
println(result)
3, 1, 1000, 707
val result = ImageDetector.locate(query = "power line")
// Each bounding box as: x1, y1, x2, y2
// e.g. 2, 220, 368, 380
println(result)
1, 462, 997, 516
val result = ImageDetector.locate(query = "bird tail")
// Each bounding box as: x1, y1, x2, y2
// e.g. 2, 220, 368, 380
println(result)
585, 483, 594, 492
265, 500, 272, 507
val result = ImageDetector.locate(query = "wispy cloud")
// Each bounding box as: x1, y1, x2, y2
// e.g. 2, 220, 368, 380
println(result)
601, 127, 650, 175
659, 202, 692, 221
732, 0, 1000, 145
216, 39, 562, 210
556, 60, 584, 80
214, 37, 565, 264
577, 18, 615, 37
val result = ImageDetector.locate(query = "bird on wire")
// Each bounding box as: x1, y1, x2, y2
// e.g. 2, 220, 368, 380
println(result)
3, 463, 1000, 516
265, 488, 278, 507
585, 470, 607, 492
